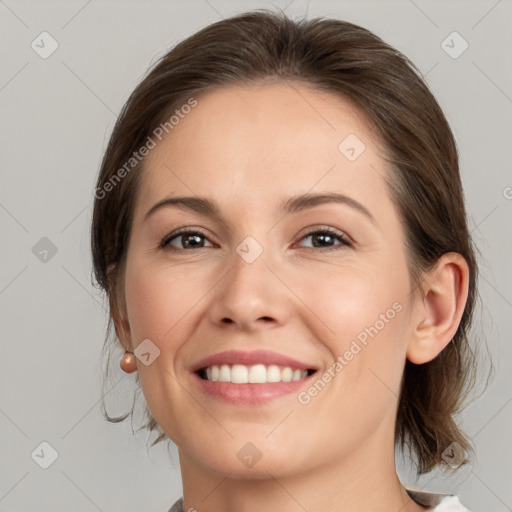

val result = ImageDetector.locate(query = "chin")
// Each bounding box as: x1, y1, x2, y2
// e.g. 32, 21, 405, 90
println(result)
181, 438, 301, 478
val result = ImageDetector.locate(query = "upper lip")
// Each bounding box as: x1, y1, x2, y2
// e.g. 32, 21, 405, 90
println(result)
190, 349, 318, 373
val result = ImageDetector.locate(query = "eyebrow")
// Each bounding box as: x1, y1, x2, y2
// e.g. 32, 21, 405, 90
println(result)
144, 192, 376, 225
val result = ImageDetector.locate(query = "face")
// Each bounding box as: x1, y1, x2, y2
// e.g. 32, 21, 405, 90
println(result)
118, 81, 418, 478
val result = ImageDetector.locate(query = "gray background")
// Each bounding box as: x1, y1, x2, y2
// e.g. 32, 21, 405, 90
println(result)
1, 0, 511, 511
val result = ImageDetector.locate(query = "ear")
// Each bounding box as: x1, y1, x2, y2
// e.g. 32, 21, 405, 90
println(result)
110, 294, 133, 352
406, 252, 470, 364
107, 265, 133, 352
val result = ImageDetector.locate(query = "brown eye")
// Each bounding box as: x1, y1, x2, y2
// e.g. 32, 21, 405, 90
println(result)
161, 230, 214, 250
297, 227, 352, 251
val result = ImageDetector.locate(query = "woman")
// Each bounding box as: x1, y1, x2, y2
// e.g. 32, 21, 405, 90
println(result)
91, 9, 479, 512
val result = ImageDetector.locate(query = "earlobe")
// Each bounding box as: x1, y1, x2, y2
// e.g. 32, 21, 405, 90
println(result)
406, 252, 469, 365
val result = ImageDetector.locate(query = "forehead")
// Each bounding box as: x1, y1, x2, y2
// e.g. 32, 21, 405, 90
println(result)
134, 81, 393, 222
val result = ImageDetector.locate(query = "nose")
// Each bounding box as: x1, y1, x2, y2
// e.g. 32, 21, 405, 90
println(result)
207, 246, 291, 332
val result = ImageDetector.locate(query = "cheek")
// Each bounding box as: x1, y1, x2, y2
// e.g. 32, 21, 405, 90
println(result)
298, 262, 404, 339
123, 259, 212, 345
299, 262, 408, 387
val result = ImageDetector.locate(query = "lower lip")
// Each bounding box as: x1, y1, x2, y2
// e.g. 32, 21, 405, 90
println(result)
191, 372, 315, 405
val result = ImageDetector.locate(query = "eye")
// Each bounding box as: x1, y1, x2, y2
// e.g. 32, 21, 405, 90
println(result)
296, 227, 352, 251
160, 226, 352, 252
160, 229, 214, 250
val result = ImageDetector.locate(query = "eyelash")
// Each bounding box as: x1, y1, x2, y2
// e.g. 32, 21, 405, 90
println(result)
160, 226, 352, 252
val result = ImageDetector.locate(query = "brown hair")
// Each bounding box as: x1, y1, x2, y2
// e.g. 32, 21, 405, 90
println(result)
91, 8, 481, 474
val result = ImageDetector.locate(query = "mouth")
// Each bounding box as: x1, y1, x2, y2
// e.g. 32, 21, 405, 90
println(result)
190, 349, 320, 404
196, 364, 317, 383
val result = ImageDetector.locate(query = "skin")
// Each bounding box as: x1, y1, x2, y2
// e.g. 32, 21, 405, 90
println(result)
113, 81, 469, 512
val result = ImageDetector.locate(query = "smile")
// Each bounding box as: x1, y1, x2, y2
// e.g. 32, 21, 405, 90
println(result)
197, 363, 316, 383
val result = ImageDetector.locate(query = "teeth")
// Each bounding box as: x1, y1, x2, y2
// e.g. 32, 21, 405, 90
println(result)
231, 364, 248, 383
201, 364, 309, 383
248, 364, 266, 383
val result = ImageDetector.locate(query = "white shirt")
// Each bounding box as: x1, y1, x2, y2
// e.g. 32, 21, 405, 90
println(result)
406, 488, 470, 511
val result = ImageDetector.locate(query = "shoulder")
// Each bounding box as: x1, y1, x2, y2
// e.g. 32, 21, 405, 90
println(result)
406, 487, 470, 511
